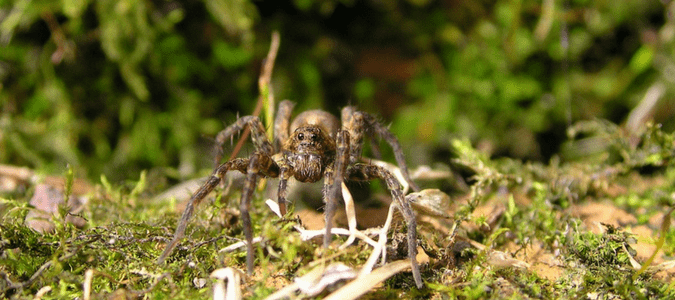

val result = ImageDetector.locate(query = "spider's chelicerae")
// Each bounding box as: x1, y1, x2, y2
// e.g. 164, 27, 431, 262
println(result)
157, 100, 423, 288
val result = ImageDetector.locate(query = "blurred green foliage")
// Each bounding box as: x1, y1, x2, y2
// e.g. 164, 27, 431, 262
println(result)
1, 0, 674, 182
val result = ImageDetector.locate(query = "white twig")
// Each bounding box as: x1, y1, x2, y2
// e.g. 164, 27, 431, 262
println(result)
34, 286, 52, 300
324, 260, 412, 300
340, 181, 368, 249
296, 227, 379, 248
263, 263, 355, 300
83, 269, 94, 300
265, 199, 282, 218
626, 82, 664, 135
359, 201, 396, 277
218, 237, 264, 253
295, 263, 356, 296
263, 282, 300, 300
211, 267, 243, 300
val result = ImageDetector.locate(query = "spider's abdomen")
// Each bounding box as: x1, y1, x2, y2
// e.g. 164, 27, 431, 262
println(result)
289, 153, 323, 182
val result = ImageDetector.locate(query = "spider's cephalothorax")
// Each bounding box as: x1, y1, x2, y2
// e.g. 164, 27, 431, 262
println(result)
284, 125, 336, 183
157, 101, 424, 288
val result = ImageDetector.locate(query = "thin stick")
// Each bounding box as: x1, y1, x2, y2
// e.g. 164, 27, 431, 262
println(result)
228, 31, 280, 161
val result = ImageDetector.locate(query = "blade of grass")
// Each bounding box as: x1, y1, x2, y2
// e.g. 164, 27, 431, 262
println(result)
633, 206, 674, 280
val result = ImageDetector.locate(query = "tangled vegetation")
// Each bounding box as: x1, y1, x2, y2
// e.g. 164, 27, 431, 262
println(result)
1, 123, 674, 298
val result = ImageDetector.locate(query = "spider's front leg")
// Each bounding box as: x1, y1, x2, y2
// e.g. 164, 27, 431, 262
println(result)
273, 100, 295, 151
273, 100, 296, 216
157, 158, 249, 264
159, 115, 278, 274
341, 107, 420, 192
347, 164, 424, 288
322, 129, 350, 248
214, 116, 274, 167
275, 163, 292, 216
239, 152, 278, 274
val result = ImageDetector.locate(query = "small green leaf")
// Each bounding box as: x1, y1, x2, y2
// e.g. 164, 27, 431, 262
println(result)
213, 40, 252, 69
629, 45, 654, 74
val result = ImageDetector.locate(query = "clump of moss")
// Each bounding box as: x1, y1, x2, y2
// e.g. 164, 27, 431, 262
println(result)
567, 225, 636, 269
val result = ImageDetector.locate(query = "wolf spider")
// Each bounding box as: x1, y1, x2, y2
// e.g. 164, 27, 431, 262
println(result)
157, 100, 423, 288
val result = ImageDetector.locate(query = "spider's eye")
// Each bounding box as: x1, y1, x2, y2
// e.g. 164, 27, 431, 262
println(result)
310, 134, 318, 141
297, 133, 304, 141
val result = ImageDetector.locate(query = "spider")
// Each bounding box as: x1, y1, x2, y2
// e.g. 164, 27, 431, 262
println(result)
157, 100, 423, 288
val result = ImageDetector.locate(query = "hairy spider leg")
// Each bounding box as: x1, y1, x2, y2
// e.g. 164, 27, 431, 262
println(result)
366, 128, 383, 160
273, 100, 296, 216
276, 160, 291, 216
323, 129, 350, 248
214, 116, 275, 167
157, 158, 248, 264
235, 152, 279, 274
347, 163, 423, 288
241, 154, 260, 274
159, 116, 279, 270
341, 107, 421, 192
340, 106, 364, 164
371, 121, 421, 192
273, 100, 295, 152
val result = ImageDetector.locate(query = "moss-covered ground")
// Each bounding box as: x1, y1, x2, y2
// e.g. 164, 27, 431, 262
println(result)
1, 122, 674, 299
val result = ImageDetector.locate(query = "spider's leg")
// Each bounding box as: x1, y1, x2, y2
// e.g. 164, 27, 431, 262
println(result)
273, 101, 295, 216
276, 164, 291, 216
347, 164, 424, 288
367, 129, 383, 159
323, 129, 349, 248
240, 154, 262, 275
214, 116, 275, 166
157, 158, 249, 264
237, 151, 280, 274
367, 118, 420, 192
342, 106, 420, 192
273, 100, 295, 152
341, 106, 365, 164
